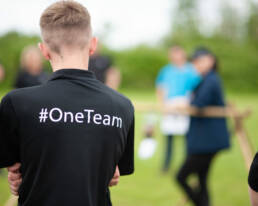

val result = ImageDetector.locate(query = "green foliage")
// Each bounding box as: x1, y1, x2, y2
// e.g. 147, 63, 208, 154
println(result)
0, 31, 258, 93
102, 36, 258, 93
162, 35, 258, 93
247, 4, 258, 42
109, 46, 168, 90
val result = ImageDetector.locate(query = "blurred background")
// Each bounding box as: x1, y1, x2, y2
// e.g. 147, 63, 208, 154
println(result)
0, 0, 258, 205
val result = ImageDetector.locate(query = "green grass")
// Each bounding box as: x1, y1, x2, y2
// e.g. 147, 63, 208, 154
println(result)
0, 89, 257, 206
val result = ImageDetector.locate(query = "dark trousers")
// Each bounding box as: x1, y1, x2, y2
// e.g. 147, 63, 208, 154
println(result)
162, 135, 173, 171
176, 153, 216, 206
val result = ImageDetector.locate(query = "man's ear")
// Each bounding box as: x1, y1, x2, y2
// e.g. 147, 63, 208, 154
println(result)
89, 37, 98, 56
38, 42, 51, 61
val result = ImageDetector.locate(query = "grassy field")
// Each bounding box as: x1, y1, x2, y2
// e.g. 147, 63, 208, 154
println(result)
0, 89, 257, 206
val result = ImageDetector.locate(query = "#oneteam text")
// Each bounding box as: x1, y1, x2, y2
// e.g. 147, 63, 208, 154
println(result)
39, 108, 123, 128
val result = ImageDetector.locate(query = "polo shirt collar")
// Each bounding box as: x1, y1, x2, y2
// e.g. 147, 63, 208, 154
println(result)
48, 69, 96, 81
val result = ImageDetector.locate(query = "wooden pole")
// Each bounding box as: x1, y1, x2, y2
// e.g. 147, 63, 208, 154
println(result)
134, 102, 251, 118
231, 106, 254, 170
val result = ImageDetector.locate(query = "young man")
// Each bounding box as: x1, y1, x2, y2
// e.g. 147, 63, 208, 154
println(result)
0, 1, 134, 206
156, 46, 201, 172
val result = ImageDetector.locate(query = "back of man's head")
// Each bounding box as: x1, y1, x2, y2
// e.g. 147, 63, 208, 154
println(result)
40, 1, 92, 55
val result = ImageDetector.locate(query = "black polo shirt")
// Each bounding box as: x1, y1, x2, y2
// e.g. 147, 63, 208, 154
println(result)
0, 69, 134, 206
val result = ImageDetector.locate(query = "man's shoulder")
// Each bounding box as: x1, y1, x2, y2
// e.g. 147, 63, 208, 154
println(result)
102, 85, 134, 112
11, 84, 44, 94
3, 85, 46, 102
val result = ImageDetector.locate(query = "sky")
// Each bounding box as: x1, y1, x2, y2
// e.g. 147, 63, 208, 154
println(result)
0, 0, 254, 49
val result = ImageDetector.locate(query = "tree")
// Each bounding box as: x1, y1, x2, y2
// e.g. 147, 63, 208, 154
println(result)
218, 2, 245, 41
163, 0, 200, 47
247, 3, 258, 42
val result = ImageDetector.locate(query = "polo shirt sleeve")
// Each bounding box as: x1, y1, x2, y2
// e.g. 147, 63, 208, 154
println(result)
118, 117, 134, 176
0, 95, 20, 168
249, 153, 258, 192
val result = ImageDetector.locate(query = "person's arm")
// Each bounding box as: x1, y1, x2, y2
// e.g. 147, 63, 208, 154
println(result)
8, 163, 22, 196
105, 67, 121, 90
109, 166, 120, 187
249, 187, 258, 206
118, 116, 135, 175
155, 67, 167, 106
156, 87, 165, 106
0, 95, 20, 168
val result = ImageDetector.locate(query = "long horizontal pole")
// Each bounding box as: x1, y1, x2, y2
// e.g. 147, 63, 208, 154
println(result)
134, 102, 251, 118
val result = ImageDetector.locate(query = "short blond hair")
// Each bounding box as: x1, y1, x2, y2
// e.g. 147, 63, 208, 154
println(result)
40, 0, 92, 54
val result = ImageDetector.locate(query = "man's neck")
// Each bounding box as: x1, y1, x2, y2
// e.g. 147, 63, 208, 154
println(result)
50, 52, 89, 72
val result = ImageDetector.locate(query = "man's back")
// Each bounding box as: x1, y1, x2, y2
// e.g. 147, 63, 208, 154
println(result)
0, 69, 134, 206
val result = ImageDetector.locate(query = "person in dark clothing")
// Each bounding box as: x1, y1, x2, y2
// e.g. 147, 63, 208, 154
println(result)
89, 50, 121, 90
0, 2, 134, 206
176, 48, 230, 206
15, 46, 49, 88
88, 52, 112, 83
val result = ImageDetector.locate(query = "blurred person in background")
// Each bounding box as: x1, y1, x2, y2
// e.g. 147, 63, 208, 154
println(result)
105, 67, 121, 90
89, 46, 121, 90
0, 63, 5, 84
155, 46, 201, 172
176, 48, 230, 206
15, 45, 49, 88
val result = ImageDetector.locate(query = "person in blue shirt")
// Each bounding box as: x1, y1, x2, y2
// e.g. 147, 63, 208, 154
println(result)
176, 48, 230, 206
155, 46, 201, 172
